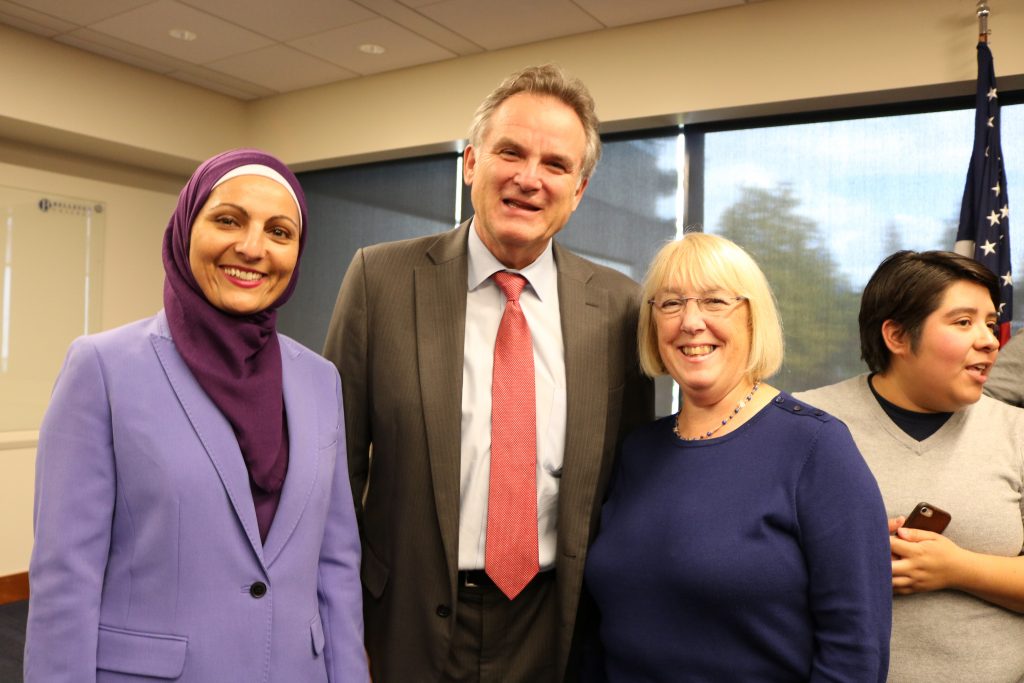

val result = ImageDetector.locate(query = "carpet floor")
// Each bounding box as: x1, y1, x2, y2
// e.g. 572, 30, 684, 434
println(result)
0, 600, 27, 683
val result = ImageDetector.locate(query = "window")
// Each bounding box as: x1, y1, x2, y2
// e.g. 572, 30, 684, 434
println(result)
284, 95, 1020, 405
691, 101, 1022, 392
282, 154, 460, 351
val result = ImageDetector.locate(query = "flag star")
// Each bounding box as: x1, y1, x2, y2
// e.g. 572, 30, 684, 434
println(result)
981, 240, 997, 255
988, 87, 998, 100
992, 182, 1001, 196
999, 302, 1007, 315
987, 210, 1001, 226
1002, 272, 1013, 287
988, 116, 995, 128
985, 146, 990, 158
1001, 204, 1010, 219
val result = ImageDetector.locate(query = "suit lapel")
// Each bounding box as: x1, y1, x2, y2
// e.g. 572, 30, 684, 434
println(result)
552, 244, 611, 673
555, 244, 609, 560
262, 341, 318, 566
415, 224, 470, 579
150, 312, 265, 565
552, 245, 606, 581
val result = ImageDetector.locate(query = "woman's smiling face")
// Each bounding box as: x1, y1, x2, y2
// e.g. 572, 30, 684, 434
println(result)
654, 285, 752, 405
188, 175, 300, 316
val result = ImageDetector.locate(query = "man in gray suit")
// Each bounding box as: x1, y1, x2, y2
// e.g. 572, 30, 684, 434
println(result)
323, 64, 654, 683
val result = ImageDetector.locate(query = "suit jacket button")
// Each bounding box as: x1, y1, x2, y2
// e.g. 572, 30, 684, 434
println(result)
436, 604, 451, 618
250, 581, 268, 598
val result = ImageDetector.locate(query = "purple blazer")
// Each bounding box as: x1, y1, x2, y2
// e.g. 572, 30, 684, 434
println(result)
25, 311, 368, 682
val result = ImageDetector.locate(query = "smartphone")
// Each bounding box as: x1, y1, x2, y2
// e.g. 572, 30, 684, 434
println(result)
903, 502, 951, 534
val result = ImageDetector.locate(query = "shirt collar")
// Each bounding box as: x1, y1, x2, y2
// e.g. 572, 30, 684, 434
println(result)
466, 219, 557, 301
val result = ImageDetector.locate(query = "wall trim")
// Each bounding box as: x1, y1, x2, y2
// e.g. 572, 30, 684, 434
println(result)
0, 572, 29, 604
0, 430, 38, 450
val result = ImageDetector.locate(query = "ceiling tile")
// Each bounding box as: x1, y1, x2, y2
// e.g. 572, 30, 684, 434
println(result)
394, 0, 446, 7
169, 65, 274, 99
291, 17, 455, 75
0, 0, 76, 34
0, 0, 773, 100
56, 30, 182, 74
55, 30, 179, 73
0, 12, 55, 36
209, 44, 357, 93
88, 0, 273, 65
178, 0, 375, 42
573, 0, 742, 27
7, 0, 153, 25
416, 0, 603, 50
353, 0, 483, 56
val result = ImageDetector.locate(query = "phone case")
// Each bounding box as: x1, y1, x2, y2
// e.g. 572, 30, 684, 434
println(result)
903, 502, 951, 534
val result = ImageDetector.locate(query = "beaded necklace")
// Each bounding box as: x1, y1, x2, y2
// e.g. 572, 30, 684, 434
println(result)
673, 381, 761, 441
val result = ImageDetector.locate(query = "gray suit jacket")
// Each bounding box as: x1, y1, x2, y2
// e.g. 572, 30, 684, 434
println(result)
323, 222, 653, 682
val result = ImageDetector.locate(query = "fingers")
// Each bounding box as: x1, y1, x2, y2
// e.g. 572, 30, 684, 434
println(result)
890, 536, 917, 558
891, 558, 912, 579
896, 526, 940, 542
891, 559, 923, 593
888, 516, 905, 534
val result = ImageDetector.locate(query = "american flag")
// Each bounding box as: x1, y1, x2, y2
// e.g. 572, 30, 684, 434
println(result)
956, 41, 1013, 345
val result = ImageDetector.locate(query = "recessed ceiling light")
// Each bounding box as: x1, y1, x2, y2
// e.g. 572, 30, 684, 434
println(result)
169, 28, 197, 41
358, 43, 386, 55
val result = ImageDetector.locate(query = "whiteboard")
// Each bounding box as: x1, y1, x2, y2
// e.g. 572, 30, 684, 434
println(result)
0, 187, 105, 432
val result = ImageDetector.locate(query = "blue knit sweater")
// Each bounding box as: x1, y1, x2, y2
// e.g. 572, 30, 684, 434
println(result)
584, 393, 892, 682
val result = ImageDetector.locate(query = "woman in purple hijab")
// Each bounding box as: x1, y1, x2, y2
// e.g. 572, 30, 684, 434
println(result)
25, 149, 368, 682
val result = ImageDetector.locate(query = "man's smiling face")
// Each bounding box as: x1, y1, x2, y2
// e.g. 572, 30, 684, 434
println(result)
463, 92, 589, 270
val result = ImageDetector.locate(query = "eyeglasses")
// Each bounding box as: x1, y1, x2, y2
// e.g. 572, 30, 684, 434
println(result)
647, 295, 747, 317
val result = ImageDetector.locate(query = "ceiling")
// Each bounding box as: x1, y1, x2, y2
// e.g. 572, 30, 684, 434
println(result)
0, 0, 758, 100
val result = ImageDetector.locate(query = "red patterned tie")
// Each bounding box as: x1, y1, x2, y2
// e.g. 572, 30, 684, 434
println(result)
486, 271, 539, 600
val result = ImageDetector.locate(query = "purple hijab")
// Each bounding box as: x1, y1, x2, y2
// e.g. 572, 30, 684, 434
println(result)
162, 149, 308, 541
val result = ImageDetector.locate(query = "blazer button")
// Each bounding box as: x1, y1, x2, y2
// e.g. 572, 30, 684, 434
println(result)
435, 604, 451, 618
250, 581, 268, 598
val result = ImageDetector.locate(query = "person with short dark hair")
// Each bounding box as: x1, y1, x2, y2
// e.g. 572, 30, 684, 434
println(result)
584, 233, 891, 681
323, 64, 654, 682
798, 250, 1024, 682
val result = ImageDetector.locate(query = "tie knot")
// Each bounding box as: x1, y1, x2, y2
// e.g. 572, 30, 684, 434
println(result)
493, 271, 528, 302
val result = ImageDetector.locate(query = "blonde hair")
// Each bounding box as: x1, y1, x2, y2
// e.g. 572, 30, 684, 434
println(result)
637, 232, 784, 380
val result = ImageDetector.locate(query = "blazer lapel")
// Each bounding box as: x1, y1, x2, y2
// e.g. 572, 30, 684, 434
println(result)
150, 311, 265, 565
262, 340, 319, 565
415, 223, 470, 579
555, 244, 609, 556
552, 245, 611, 674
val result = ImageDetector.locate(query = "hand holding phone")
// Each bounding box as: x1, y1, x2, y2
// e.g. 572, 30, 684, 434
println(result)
902, 502, 951, 534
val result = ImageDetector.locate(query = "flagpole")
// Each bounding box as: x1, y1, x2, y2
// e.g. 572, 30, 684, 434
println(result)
957, 4, 1013, 345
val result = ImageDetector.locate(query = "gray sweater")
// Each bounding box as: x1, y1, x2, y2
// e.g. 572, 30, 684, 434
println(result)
797, 375, 1024, 683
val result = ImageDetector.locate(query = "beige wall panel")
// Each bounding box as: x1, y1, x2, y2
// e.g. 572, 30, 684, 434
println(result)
0, 23, 248, 174
250, 0, 1024, 169
0, 445, 35, 578
0, 161, 176, 576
